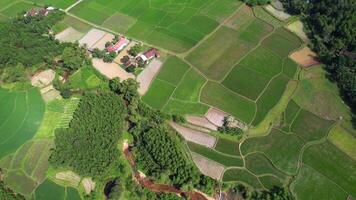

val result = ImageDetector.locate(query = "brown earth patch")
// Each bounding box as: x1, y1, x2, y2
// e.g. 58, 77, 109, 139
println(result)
290, 47, 320, 68
92, 58, 134, 80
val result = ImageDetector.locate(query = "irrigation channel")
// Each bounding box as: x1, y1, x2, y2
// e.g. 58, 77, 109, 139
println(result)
123, 142, 209, 200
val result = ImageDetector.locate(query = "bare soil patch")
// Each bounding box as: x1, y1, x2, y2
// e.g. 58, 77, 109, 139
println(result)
79, 28, 106, 48
55, 171, 81, 187
169, 122, 216, 148
205, 108, 228, 127
31, 69, 55, 88
186, 116, 218, 131
82, 178, 96, 194
225, 5, 254, 30
137, 59, 163, 95
55, 27, 83, 42
92, 58, 134, 80
290, 47, 320, 68
264, 5, 290, 21
91, 33, 115, 50
191, 152, 225, 180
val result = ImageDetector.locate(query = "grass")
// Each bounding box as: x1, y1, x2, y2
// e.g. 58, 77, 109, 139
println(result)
69, 66, 108, 90
247, 81, 298, 137
202, 0, 242, 22
291, 109, 333, 142
66, 187, 81, 200
186, 26, 252, 80
163, 99, 209, 116
214, 138, 240, 156
244, 152, 287, 179
62, 15, 92, 33
31, 0, 77, 9
201, 82, 256, 123
240, 46, 283, 78
0, 88, 45, 159
222, 65, 270, 100
35, 179, 66, 200
222, 168, 263, 189
252, 75, 290, 126
0, 0, 15, 9
253, 6, 283, 28
262, 28, 301, 58
258, 175, 283, 189
327, 124, 356, 160
102, 12, 136, 33
187, 142, 243, 167
238, 19, 273, 45
4, 170, 36, 195
283, 58, 298, 79
1, 1, 36, 18
142, 79, 175, 109
156, 56, 190, 86
293, 66, 354, 135
35, 99, 66, 138
241, 129, 304, 174
291, 164, 348, 200
302, 141, 356, 197
172, 69, 206, 101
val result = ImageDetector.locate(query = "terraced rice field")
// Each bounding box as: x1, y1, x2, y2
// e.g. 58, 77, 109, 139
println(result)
56, 97, 80, 129
0, 139, 53, 196
0, 88, 45, 159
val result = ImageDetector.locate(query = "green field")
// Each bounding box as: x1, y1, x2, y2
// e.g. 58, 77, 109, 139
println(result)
31, 0, 77, 9
290, 165, 348, 200
142, 79, 175, 109
262, 28, 301, 57
172, 68, 206, 102
1, 1, 36, 18
187, 142, 243, 167
214, 138, 240, 156
201, 82, 256, 123
258, 175, 283, 189
156, 56, 190, 86
69, 66, 108, 90
244, 153, 287, 180
241, 129, 304, 174
0, 88, 45, 159
222, 65, 270, 100
68, 0, 232, 53
35, 179, 66, 200
163, 99, 209, 116
222, 168, 263, 189
291, 109, 334, 142
302, 141, 356, 197
0, 139, 52, 195
252, 75, 290, 126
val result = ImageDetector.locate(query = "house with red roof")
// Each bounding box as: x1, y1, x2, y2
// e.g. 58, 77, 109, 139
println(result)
107, 37, 130, 53
25, 7, 54, 17
138, 48, 160, 64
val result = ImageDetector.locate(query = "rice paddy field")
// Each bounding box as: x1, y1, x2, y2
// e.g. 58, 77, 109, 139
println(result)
1, 1, 355, 199
0, 88, 45, 159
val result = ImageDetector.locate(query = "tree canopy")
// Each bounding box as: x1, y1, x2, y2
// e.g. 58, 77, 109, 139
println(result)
50, 91, 127, 178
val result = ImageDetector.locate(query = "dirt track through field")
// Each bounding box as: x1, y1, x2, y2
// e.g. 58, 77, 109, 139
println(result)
123, 142, 209, 200
169, 122, 217, 148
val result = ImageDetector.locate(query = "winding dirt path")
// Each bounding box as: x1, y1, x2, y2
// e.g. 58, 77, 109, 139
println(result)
123, 141, 209, 200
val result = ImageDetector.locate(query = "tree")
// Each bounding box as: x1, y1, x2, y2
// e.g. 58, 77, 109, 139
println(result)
61, 46, 86, 71
92, 48, 104, 58
280, 0, 308, 14
0, 63, 27, 83
121, 55, 130, 64
0, 180, 25, 200
243, 0, 271, 6
128, 44, 142, 57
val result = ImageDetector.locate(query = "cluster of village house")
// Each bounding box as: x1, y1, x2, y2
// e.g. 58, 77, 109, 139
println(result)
94, 35, 160, 69
25, 6, 160, 73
